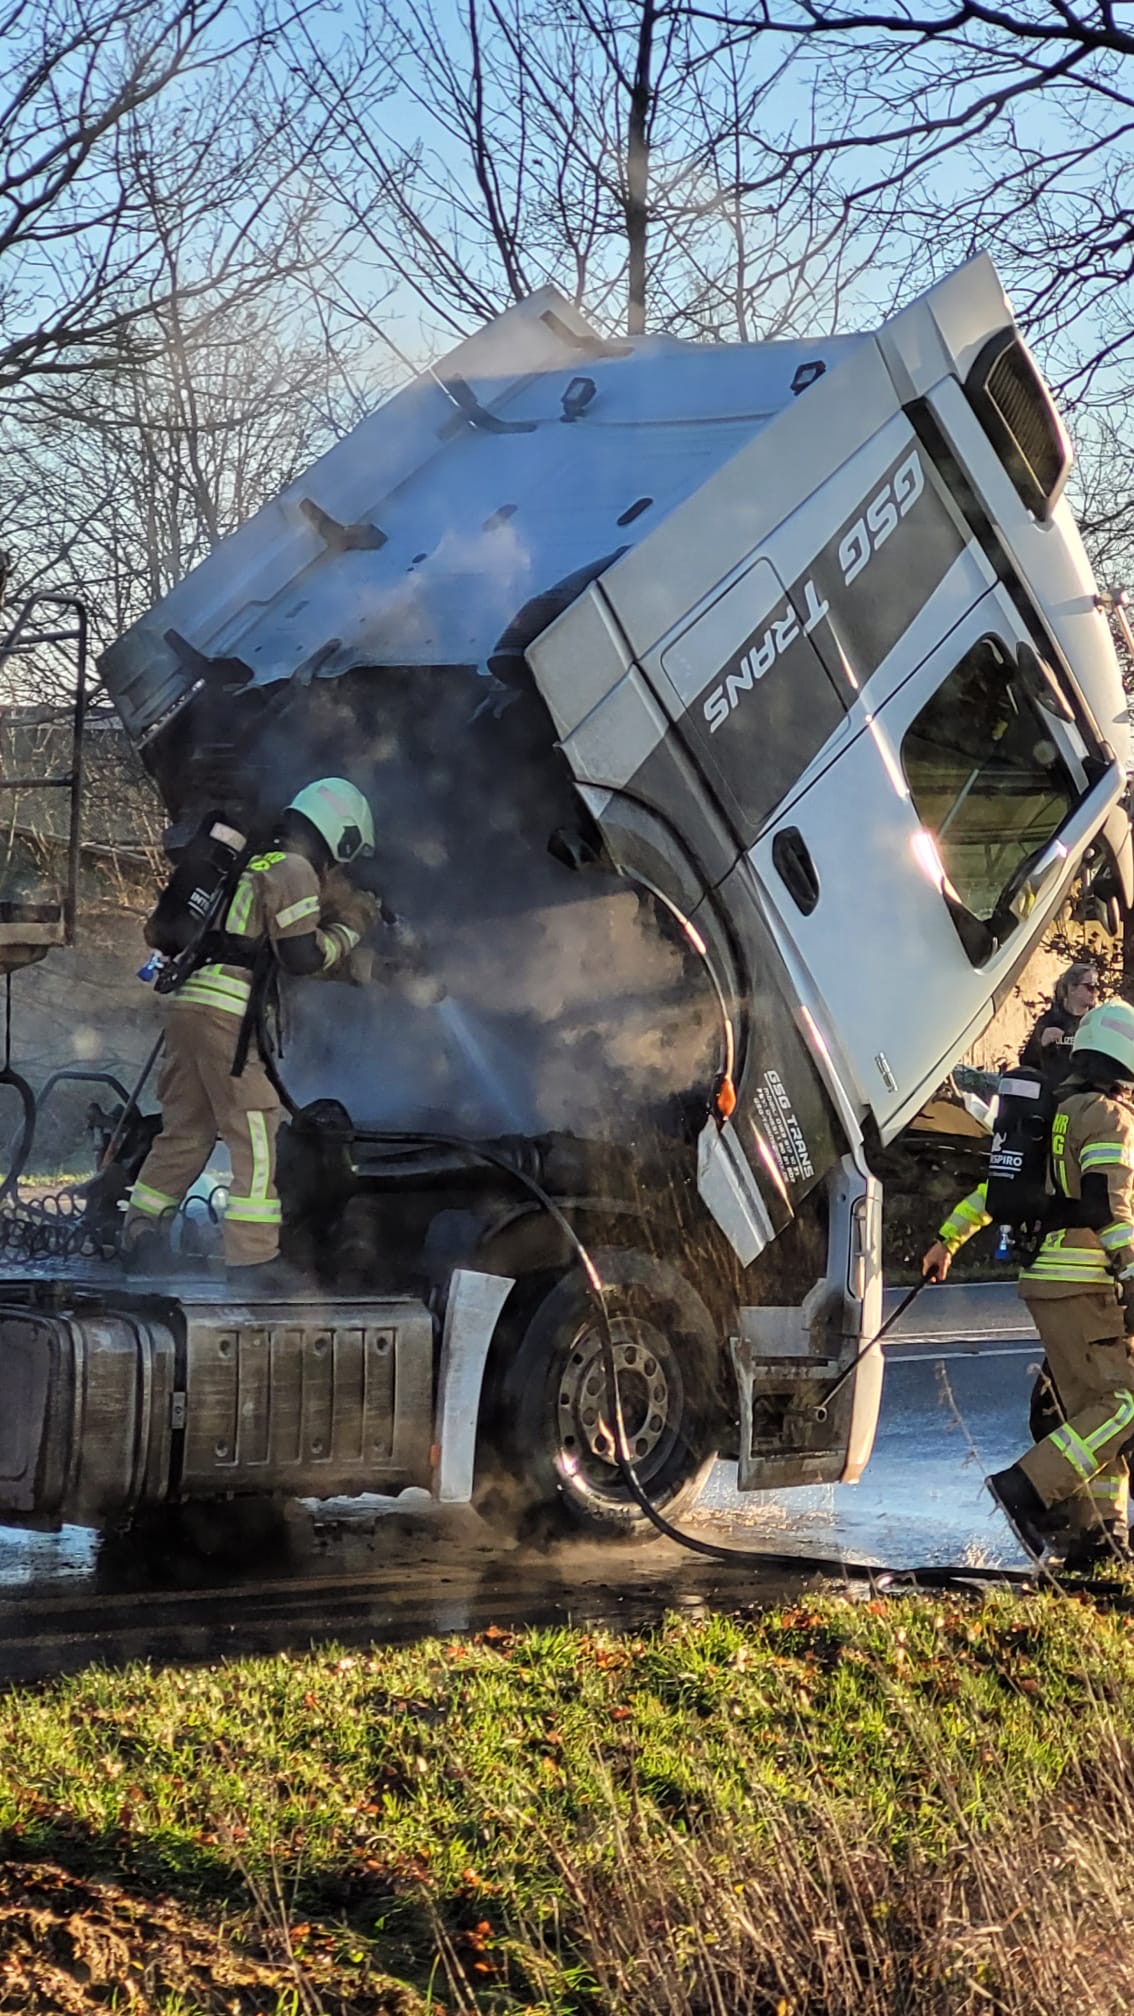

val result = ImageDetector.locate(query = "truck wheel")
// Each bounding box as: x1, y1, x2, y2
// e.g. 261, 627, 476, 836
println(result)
488, 1248, 721, 1541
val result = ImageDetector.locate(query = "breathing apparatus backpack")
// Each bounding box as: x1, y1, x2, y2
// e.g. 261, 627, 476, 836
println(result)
983, 1066, 1058, 1261
144, 814, 250, 995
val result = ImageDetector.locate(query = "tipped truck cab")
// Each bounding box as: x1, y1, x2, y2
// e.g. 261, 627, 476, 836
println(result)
0, 254, 1124, 1539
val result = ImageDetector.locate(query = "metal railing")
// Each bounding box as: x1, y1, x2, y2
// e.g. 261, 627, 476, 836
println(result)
0, 592, 88, 943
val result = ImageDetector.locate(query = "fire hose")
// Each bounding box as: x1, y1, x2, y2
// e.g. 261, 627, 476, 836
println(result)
812, 1277, 931, 1422
0, 1033, 964, 1573
360, 1127, 1016, 1583
0, 1064, 1079, 1590
0, 919, 1056, 1586
0, 1037, 162, 1261
374, 1137, 1087, 1590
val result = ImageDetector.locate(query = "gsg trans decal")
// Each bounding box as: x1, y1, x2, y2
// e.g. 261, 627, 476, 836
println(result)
703, 447, 927, 735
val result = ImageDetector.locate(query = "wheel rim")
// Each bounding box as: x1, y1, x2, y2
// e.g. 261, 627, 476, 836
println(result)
554, 1311, 687, 1503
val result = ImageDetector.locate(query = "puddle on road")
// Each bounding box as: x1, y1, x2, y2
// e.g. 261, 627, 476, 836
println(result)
0, 1526, 98, 1588
0, 1347, 1032, 1605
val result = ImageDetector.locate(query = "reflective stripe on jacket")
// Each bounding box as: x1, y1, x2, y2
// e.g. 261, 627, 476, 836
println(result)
936, 1088, 1134, 1298
176, 850, 356, 1016
1020, 1088, 1134, 1297
938, 1182, 990, 1253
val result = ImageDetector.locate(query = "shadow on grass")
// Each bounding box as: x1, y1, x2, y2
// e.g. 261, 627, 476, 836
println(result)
0, 1826, 428, 2014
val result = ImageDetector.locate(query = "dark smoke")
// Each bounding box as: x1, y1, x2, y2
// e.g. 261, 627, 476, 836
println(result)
253, 664, 720, 1146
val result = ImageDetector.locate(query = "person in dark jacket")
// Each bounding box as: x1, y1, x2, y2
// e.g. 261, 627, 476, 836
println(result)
1019, 962, 1100, 1090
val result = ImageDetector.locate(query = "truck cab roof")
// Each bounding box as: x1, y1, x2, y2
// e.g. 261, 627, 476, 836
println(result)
101, 255, 1061, 744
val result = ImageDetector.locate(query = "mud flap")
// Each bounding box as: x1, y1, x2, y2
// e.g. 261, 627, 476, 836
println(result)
432, 1269, 515, 1503
730, 1149, 883, 1489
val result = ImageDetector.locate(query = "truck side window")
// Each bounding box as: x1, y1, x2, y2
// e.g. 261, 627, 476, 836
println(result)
902, 636, 1079, 962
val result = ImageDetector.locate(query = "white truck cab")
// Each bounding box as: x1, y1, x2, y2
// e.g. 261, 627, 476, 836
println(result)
0, 254, 1125, 1540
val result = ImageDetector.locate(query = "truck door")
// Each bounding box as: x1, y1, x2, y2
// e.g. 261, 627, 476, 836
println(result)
750, 585, 1121, 1137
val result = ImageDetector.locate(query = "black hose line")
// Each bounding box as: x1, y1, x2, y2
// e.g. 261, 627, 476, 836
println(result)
98, 1037, 164, 1172
0, 1185, 101, 1262
0, 1103, 1101, 1594
813, 1278, 930, 1422
355, 1128, 1064, 1585
0, 931, 1106, 1590
0, 1046, 1069, 1593
0, 1068, 36, 1207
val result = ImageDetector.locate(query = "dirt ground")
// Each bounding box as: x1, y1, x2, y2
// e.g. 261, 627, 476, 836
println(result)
0, 1857, 419, 2014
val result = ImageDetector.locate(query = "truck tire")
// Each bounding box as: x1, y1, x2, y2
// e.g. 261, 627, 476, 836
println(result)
486, 1247, 722, 1541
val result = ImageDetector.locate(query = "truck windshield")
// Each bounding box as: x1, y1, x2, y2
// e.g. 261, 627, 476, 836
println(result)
901, 635, 1079, 959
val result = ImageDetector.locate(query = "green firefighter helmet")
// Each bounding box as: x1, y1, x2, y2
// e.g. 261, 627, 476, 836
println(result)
1071, 1000, 1134, 1083
286, 778, 375, 864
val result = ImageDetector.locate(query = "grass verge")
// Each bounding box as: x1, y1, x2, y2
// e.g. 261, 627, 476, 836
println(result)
2, 1589, 1134, 2011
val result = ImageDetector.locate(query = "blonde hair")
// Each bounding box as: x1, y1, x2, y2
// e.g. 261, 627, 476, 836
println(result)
1053, 962, 1098, 1012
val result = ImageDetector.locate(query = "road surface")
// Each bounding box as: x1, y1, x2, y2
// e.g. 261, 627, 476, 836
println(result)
0, 1282, 1039, 1603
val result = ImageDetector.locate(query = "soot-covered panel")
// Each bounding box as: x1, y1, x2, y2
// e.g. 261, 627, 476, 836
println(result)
229, 667, 722, 1147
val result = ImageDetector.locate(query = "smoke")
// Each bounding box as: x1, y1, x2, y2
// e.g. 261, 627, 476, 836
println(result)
259, 662, 719, 1146
301, 519, 536, 677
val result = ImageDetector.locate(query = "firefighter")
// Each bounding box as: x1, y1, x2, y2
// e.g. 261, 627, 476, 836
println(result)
122, 777, 377, 1288
921, 999, 1134, 1572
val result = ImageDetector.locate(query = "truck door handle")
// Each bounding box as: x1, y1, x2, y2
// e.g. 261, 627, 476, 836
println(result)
772, 827, 820, 915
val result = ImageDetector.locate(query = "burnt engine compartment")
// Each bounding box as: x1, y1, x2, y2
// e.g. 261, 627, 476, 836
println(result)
143, 661, 728, 1150
273, 1103, 732, 1303
117, 648, 745, 1308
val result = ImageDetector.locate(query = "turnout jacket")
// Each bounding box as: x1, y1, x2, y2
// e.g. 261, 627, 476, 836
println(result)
173, 849, 359, 1021
937, 1086, 1134, 1299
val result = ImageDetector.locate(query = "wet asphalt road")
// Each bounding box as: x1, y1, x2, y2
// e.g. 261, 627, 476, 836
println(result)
0, 1293, 1039, 1585
698, 1337, 1036, 1570
0, 1284, 1042, 1682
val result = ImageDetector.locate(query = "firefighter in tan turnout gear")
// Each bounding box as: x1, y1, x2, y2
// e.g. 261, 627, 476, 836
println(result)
922, 1000, 1134, 1572
123, 778, 377, 1288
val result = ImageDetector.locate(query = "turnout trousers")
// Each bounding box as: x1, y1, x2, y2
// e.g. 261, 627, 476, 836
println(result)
1018, 1289, 1134, 1534
123, 1001, 283, 1267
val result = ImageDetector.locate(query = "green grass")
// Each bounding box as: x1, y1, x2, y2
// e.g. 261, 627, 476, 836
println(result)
3, 1591, 1134, 2011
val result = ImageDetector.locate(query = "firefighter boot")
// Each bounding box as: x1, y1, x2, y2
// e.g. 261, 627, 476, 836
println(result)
986, 1465, 1055, 1560
121, 1225, 179, 1276
1060, 1525, 1133, 1576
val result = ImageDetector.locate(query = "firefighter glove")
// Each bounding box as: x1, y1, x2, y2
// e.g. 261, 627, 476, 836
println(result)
1119, 1268, 1134, 1334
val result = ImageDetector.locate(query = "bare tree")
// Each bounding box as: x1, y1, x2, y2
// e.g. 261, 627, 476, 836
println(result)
295, 0, 889, 346
0, 0, 397, 652
5, 301, 370, 640
1, 0, 334, 388
677, 1, 1134, 396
